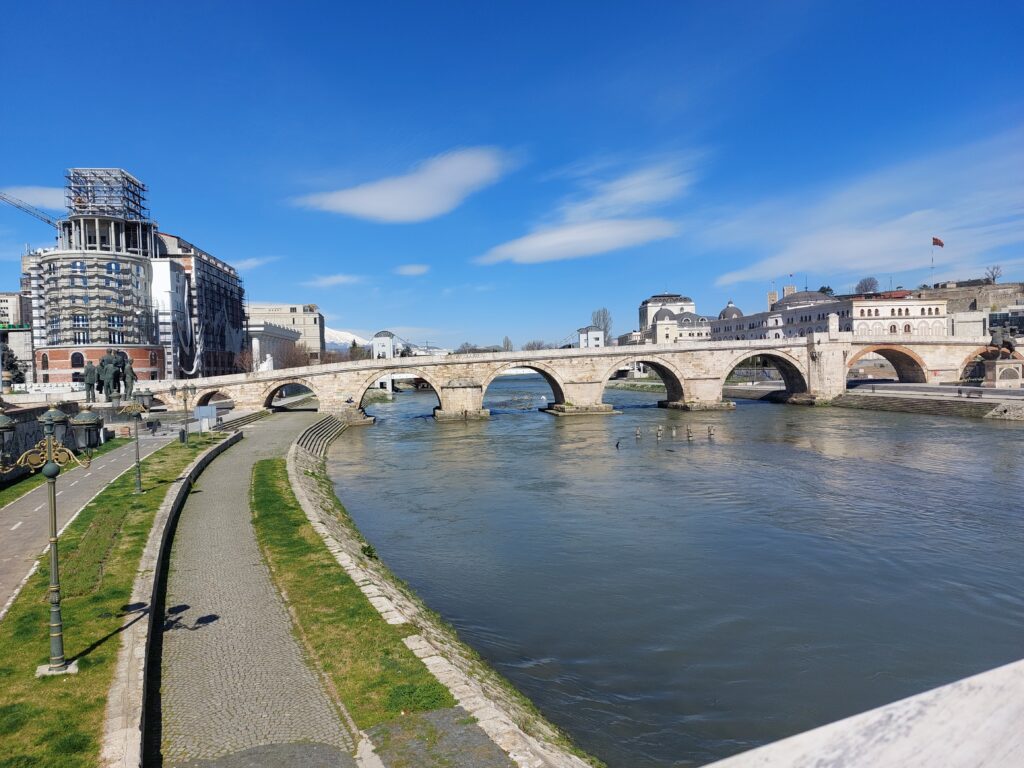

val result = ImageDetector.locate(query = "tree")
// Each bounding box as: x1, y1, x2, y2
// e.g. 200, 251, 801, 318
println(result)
234, 348, 254, 373
818, 285, 834, 296
2, 347, 25, 384
985, 265, 1003, 283
591, 307, 613, 341
278, 342, 312, 369
349, 341, 370, 361
502, 336, 513, 352
855, 277, 879, 294
522, 340, 548, 351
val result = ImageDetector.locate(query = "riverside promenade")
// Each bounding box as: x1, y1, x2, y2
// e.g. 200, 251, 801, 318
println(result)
151, 411, 356, 767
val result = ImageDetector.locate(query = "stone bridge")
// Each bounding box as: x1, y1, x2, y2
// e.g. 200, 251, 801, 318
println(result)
134, 324, 1001, 422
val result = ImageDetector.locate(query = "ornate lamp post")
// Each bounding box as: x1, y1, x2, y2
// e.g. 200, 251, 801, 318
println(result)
168, 383, 197, 446
120, 388, 154, 494
0, 404, 103, 675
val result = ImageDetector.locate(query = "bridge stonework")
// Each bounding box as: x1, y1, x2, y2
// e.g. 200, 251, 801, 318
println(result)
27, 331, 989, 423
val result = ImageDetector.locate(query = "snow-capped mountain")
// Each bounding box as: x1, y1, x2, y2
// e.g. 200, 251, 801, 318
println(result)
324, 327, 369, 349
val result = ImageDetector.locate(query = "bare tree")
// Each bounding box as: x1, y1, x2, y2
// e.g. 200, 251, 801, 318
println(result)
591, 307, 613, 341
234, 348, 254, 373
522, 339, 549, 351
502, 335, 513, 351
855, 277, 879, 294
985, 265, 1003, 283
278, 342, 313, 369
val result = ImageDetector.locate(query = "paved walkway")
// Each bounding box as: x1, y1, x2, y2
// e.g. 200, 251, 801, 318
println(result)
0, 433, 172, 617
155, 411, 356, 767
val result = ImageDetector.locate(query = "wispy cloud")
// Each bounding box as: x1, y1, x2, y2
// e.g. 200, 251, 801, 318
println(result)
705, 128, 1024, 286
478, 219, 677, 265
477, 156, 691, 265
294, 147, 515, 223
234, 256, 279, 270
301, 273, 363, 287
1, 186, 64, 210
393, 264, 429, 276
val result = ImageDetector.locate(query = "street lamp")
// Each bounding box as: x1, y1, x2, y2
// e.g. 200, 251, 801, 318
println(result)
168, 383, 197, 446
0, 404, 103, 675
119, 399, 146, 494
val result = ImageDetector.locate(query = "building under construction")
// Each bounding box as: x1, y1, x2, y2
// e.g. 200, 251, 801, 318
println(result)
18, 169, 245, 383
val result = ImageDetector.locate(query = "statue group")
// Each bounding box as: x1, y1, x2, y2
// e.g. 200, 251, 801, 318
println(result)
82, 349, 136, 403
989, 327, 1018, 358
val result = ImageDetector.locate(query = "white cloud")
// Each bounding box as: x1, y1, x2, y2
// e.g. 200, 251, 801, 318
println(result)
301, 273, 363, 287
393, 264, 429, 276
477, 219, 677, 265
295, 147, 514, 223
1, 186, 65, 210
705, 128, 1024, 286
233, 256, 279, 270
478, 156, 691, 266
559, 162, 694, 223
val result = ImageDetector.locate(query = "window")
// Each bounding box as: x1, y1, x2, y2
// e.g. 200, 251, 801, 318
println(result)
891, 309, 896, 316
108, 314, 124, 328
149, 351, 157, 366
73, 331, 90, 344
108, 330, 125, 344
874, 309, 880, 316
889, 324, 897, 334
71, 352, 84, 367
921, 308, 926, 315
106, 261, 121, 274
71, 260, 86, 273
73, 314, 87, 328
904, 324, 911, 333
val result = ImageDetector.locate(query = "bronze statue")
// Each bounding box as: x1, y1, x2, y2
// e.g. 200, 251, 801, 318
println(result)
83, 361, 98, 403
989, 327, 1017, 359
123, 360, 136, 399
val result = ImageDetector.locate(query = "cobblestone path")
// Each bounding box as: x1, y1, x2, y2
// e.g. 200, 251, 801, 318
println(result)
156, 412, 356, 767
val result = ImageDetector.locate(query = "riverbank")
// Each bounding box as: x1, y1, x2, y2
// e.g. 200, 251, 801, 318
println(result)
288, 427, 600, 768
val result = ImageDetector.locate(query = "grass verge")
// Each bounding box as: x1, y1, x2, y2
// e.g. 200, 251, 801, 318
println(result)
0, 438, 131, 511
250, 458, 454, 729
0, 433, 224, 768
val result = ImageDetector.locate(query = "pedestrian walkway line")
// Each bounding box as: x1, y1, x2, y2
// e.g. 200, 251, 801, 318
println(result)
9, 521, 21, 531
33, 504, 43, 512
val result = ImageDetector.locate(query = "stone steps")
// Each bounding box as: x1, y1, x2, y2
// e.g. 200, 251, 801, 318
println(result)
295, 415, 347, 457
218, 409, 270, 432
831, 393, 997, 419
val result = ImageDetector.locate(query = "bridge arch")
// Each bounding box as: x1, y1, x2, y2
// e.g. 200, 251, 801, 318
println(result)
847, 344, 928, 383
354, 366, 446, 410
480, 361, 567, 405
957, 345, 1024, 382
599, 354, 687, 402
260, 377, 322, 409
721, 349, 809, 394
196, 388, 233, 408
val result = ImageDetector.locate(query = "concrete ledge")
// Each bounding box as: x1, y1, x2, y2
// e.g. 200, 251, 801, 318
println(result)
540, 404, 618, 416
662, 400, 737, 411
433, 407, 491, 421
100, 431, 243, 768
705, 657, 1024, 768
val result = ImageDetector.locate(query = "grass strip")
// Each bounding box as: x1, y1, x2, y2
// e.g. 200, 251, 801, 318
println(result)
0, 438, 130, 511
250, 458, 454, 729
0, 433, 224, 768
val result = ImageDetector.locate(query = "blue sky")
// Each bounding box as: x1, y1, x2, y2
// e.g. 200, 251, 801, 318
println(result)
2, 1, 1022, 347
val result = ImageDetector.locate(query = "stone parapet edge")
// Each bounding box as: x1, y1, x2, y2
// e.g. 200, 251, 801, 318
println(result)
286, 433, 594, 768
100, 431, 244, 768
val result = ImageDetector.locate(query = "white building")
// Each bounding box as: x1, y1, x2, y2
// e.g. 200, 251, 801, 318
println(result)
619, 292, 713, 345
247, 303, 326, 363
247, 322, 301, 370
577, 326, 604, 348
708, 290, 954, 341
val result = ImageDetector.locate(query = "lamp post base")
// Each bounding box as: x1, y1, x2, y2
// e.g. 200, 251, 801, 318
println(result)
35, 660, 78, 678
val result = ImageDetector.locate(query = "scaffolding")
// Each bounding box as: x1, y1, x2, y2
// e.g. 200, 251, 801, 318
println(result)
65, 168, 149, 220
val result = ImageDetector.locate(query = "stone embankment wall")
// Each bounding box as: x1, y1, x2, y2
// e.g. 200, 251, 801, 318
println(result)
287, 422, 596, 768
832, 393, 1024, 420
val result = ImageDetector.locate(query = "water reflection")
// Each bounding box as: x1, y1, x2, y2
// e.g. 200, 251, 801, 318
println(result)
328, 374, 1024, 768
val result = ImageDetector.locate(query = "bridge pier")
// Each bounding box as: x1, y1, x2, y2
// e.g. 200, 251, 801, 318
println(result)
660, 377, 736, 411
540, 381, 618, 416
434, 380, 490, 421
433, 407, 491, 421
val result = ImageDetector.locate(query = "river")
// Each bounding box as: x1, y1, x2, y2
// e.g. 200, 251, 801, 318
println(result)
325, 375, 1024, 767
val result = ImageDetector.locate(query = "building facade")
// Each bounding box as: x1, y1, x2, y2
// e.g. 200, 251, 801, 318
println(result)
577, 326, 604, 348
246, 323, 301, 370
25, 169, 165, 384
246, 303, 326, 363
619, 292, 713, 345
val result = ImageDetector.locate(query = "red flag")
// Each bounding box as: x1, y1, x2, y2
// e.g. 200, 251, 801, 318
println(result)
932, 237, 944, 247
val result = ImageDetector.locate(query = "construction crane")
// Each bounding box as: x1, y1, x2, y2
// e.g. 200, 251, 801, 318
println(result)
0, 191, 60, 228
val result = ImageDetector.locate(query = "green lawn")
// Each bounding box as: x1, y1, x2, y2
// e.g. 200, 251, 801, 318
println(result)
250, 459, 454, 729
0, 434, 224, 768
0, 438, 131, 511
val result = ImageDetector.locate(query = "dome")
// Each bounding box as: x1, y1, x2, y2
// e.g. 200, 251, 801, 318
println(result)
771, 290, 832, 310
718, 300, 743, 320
652, 307, 676, 322
373, 330, 396, 338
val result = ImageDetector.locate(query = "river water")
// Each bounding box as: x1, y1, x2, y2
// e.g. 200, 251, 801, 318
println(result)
326, 375, 1024, 767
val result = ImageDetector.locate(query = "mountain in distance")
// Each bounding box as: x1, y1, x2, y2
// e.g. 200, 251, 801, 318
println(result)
324, 327, 369, 349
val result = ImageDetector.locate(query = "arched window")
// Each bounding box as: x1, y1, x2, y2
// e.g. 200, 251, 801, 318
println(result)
927, 307, 932, 315
859, 309, 865, 317
889, 324, 897, 334
149, 351, 157, 365
106, 261, 121, 274
41, 353, 49, 370
903, 324, 911, 333
874, 309, 880, 316
891, 308, 896, 316
71, 352, 84, 367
